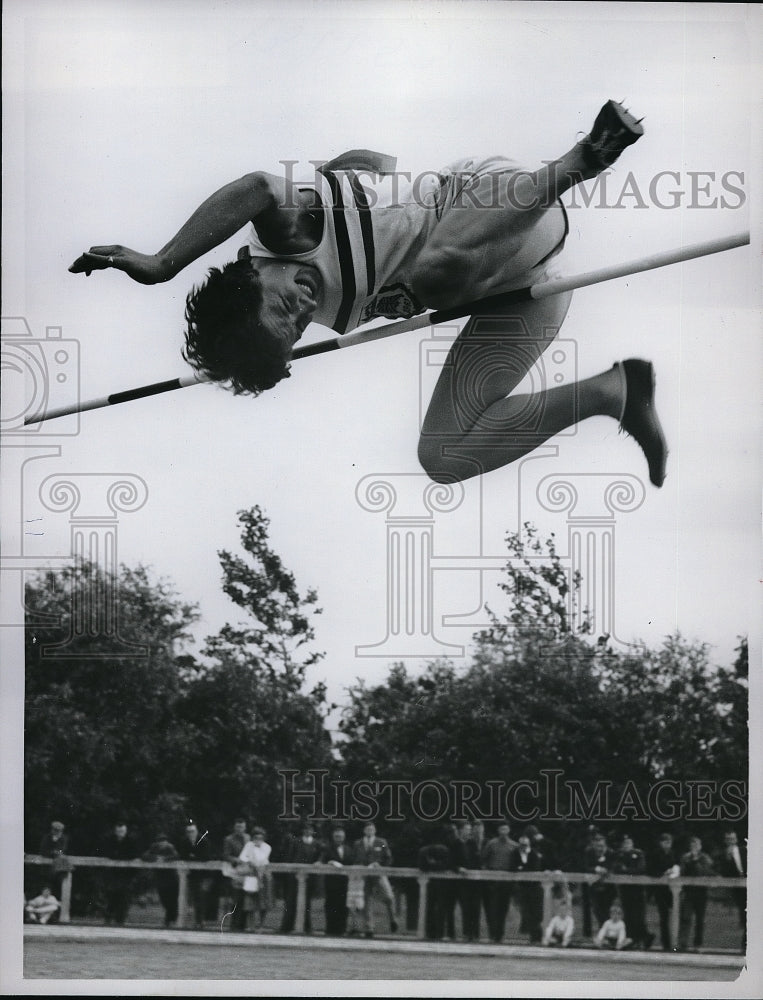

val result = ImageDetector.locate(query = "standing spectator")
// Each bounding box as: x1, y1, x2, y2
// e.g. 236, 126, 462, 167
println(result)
510, 832, 544, 943
320, 827, 350, 936
612, 833, 654, 949
583, 832, 616, 936
279, 823, 322, 934
470, 819, 489, 939
352, 822, 397, 938
418, 827, 454, 941
646, 831, 681, 952
714, 830, 746, 953
580, 824, 601, 937
455, 821, 482, 942
38, 820, 70, 899
543, 897, 574, 947
177, 822, 213, 929
595, 902, 632, 950
102, 821, 137, 926
25, 886, 61, 925
480, 820, 517, 943
238, 826, 272, 931
678, 835, 715, 952
142, 832, 179, 928
222, 818, 250, 931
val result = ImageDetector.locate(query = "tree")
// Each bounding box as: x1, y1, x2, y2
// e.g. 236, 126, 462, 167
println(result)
177, 506, 333, 836
338, 527, 748, 854
25, 562, 201, 853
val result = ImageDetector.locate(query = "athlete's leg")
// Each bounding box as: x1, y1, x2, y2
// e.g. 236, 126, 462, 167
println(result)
418, 292, 667, 485
418, 291, 623, 483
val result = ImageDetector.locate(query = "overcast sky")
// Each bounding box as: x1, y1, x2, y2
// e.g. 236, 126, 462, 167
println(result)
4, 2, 760, 709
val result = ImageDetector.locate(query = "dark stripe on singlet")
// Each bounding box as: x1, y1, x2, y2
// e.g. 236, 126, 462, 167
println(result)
318, 169, 356, 333
347, 170, 376, 295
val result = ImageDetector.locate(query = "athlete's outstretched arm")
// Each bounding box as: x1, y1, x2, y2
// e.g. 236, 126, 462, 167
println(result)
68, 171, 285, 284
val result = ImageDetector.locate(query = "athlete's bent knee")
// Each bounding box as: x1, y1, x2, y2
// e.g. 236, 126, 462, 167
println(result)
417, 438, 462, 485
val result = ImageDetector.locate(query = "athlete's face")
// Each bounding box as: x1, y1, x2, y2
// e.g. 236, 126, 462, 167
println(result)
248, 256, 323, 349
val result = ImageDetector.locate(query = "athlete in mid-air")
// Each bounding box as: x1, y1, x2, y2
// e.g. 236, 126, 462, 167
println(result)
70, 100, 667, 487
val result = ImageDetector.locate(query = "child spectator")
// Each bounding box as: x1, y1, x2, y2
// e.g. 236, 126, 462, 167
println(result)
595, 902, 632, 950
25, 886, 61, 924
543, 898, 574, 947
238, 826, 272, 931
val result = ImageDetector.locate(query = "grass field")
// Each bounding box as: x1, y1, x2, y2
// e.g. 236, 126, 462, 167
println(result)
23, 939, 744, 982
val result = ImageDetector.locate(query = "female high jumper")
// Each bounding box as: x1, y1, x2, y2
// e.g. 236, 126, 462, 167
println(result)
69, 100, 667, 488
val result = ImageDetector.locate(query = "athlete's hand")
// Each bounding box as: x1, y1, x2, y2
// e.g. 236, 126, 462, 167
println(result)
69, 245, 170, 285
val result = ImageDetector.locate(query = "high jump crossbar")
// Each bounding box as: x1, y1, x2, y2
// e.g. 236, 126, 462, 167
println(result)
24, 230, 750, 425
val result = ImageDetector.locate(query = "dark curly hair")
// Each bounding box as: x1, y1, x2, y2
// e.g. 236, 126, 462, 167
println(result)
183, 258, 293, 396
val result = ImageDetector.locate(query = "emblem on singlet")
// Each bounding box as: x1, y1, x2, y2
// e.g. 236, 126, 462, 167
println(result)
361, 283, 423, 324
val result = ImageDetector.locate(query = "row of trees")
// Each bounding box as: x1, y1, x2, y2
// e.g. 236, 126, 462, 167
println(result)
25, 511, 748, 860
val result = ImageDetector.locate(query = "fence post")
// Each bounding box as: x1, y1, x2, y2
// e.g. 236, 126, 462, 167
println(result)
541, 875, 553, 931
416, 874, 428, 940
295, 870, 307, 932
60, 870, 72, 923
177, 867, 189, 929
670, 881, 681, 951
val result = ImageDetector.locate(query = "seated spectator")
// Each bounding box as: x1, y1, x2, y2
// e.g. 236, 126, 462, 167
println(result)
543, 897, 574, 947
177, 821, 213, 930
222, 818, 250, 931
102, 821, 137, 926
351, 822, 397, 938
238, 826, 272, 931
678, 835, 714, 952
25, 886, 61, 924
142, 832, 179, 928
38, 820, 71, 899
595, 902, 632, 950
279, 823, 322, 934
583, 832, 616, 936
612, 833, 654, 950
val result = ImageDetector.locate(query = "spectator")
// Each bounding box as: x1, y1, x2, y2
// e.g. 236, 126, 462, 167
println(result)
646, 831, 681, 952
714, 830, 746, 953
470, 819, 489, 939
524, 825, 557, 870
222, 818, 250, 931
595, 902, 632, 950
177, 822, 213, 930
612, 833, 654, 950
142, 832, 179, 928
583, 832, 616, 936
418, 827, 454, 941
454, 821, 482, 942
543, 897, 574, 947
580, 824, 601, 937
238, 826, 272, 931
38, 820, 71, 899
480, 820, 518, 943
320, 826, 350, 936
678, 835, 715, 952
351, 821, 397, 938
25, 886, 61, 925
279, 823, 322, 934
510, 832, 544, 943
102, 821, 137, 926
